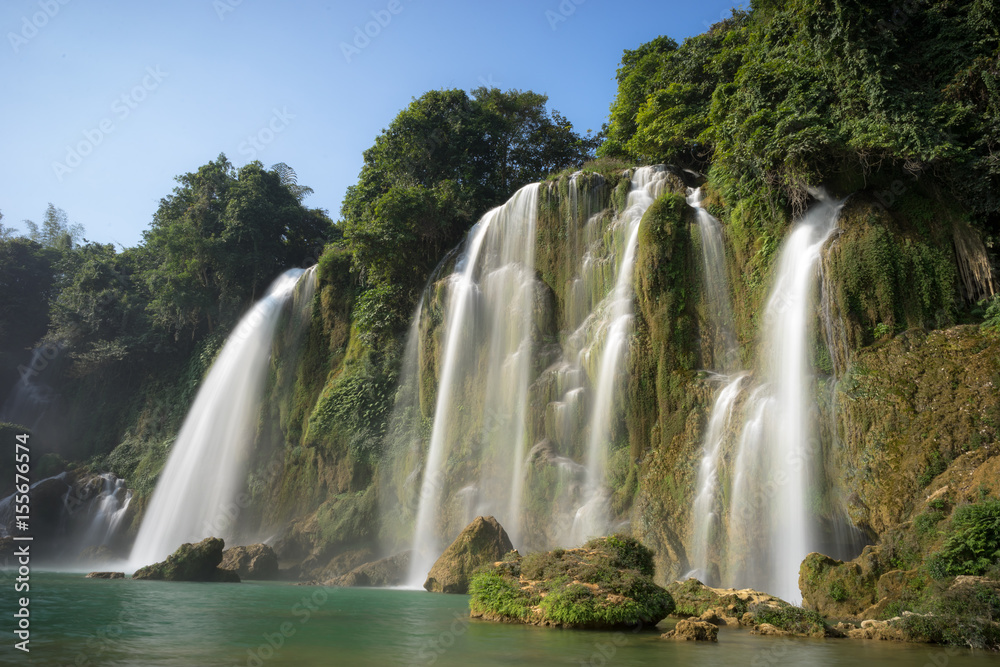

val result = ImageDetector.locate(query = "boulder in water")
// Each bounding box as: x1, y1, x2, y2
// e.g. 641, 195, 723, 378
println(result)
328, 551, 412, 587
469, 534, 675, 629
424, 516, 514, 594
133, 537, 240, 582
220, 544, 279, 580
86, 572, 124, 579
661, 619, 719, 641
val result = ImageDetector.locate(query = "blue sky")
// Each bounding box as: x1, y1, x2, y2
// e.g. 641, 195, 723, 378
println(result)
2, 0, 743, 248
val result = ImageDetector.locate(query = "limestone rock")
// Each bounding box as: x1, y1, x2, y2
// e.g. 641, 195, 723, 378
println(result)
751, 623, 793, 637
85, 572, 124, 579
328, 551, 412, 587
133, 537, 240, 582
666, 578, 786, 626
220, 544, 279, 580
799, 547, 883, 620
424, 516, 514, 594
469, 535, 674, 629
661, 619, 719, 641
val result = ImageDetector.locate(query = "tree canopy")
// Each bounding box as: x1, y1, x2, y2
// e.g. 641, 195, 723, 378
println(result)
341, 87, 598, 344
600, 0, 999, 228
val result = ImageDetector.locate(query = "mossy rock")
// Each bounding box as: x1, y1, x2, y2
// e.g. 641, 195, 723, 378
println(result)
424, 516, 514, 594
665, 578, 787, 625
799, 548, 883, 619
133, 537, 240, 582
469, 535, 674, 629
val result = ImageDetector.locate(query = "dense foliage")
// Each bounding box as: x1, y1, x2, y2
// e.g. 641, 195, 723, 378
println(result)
340, 87, 598, 344
0, 158, 334, 462
601, 0, 1000, 233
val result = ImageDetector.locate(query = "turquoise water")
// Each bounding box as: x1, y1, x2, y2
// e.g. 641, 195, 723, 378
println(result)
0, 573, 996, 666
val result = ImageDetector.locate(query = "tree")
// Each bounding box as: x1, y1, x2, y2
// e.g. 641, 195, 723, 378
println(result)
341, 87, 597, 344
143, 154, 334, 340
22, 204, 85, 250
0, 238, 59, 391
0, 210, 16, 241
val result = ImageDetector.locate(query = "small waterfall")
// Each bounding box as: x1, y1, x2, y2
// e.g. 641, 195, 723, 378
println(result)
570, 166, 670, 544
129, 267, 315, 568
686, 373, 746, 582
79, 473, 133, 550
688, 188, 739, 372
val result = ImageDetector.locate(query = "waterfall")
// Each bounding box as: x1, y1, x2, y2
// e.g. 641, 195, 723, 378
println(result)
688, 188, 739, 372
685, 186, 743, 581
726, 193, 843, 602
686, 372, 746, 582
569, 166, 670, 544
684, 190, 844, 601
129, 267, 316, 568
79, 473, 133, 550
403, 167, 671, 585
407, 184, 540, 585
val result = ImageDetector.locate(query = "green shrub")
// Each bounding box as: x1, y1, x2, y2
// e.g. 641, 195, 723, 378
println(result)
982, 296, 1000, 332
750, 604, 828, 636
828, 580, 849, 603
468, 571, 533, 620
926, 500, 1000, 578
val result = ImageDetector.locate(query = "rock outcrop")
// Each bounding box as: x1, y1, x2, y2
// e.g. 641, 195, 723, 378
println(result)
133, 537, 240, 582
469, 535, 675, 629
667, 578, 836, 638
220, 544, 279, 580
661, 619, 719, 641
85, 572, 124, 579
424, 516, 514, 594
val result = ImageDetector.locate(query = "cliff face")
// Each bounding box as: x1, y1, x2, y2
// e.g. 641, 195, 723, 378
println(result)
71, 162, 996, 588
241, 166, 998, 586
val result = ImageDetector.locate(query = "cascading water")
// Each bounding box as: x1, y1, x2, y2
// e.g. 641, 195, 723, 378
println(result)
129, 267, 316, 568
685, 186, 743, 581
403, 167, 671, 585
685, 190, 845, 602
569, 166, 670, 544
726, 193, 843, 602
688, 188, 739, 372
79, 473, 133, 550
407, 184, 540, 585
686, 372, 745, 582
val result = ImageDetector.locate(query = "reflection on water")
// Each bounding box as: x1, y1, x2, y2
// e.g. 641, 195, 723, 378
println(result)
0, 573, 995, 667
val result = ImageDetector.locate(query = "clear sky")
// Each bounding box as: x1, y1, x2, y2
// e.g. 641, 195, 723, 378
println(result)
2, 0, 743, 248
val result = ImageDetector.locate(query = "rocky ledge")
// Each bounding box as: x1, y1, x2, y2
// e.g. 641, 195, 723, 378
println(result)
469, 534, 674, 629
133, 537, 240, 582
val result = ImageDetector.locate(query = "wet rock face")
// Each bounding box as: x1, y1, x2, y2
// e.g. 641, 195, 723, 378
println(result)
220, 544, 279, 580
799, 548, 883, 619
327, 551, 412, 587
424, 516, 514, 594
133, 537, 240, 582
